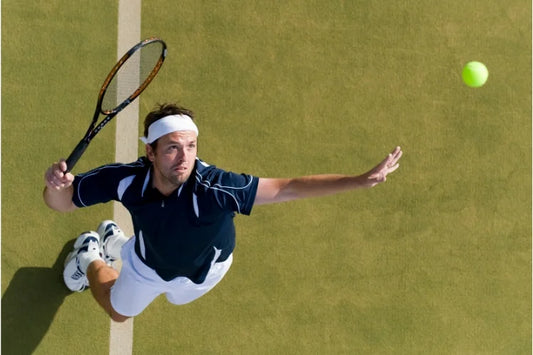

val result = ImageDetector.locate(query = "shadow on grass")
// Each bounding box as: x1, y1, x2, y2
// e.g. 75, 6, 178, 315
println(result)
2, 239, 75, 354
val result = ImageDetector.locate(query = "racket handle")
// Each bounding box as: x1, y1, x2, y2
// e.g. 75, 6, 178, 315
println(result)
64, 140, 89, 173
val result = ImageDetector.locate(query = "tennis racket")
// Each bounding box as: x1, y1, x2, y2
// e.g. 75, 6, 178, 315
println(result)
64, 37, 167, 172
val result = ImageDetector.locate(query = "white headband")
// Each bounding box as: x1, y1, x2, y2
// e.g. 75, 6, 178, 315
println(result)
140, 114, 199, 144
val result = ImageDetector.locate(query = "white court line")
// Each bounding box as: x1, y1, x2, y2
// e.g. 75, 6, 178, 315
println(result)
110, 1, 141, 354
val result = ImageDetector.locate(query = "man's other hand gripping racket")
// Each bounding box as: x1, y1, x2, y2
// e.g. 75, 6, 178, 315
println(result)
44, 38, 166, 211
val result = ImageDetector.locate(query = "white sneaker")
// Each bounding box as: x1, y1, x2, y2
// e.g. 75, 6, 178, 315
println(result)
97, 220, 125, 265
63, 231, 100, 292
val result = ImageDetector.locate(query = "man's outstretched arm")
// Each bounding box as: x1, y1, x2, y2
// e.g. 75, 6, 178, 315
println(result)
254, 146, 402, 206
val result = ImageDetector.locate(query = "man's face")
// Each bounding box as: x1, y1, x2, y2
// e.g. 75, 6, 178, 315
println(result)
146, 130, 198, 195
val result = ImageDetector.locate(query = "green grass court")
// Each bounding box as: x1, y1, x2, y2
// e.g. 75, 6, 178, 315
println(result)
2, 1, 531, 353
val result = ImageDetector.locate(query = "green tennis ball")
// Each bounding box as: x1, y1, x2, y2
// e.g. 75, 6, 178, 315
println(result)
462, 61, 489, 88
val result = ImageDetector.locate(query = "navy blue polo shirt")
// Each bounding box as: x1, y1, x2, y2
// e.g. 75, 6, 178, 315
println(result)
72, 157, 259, 283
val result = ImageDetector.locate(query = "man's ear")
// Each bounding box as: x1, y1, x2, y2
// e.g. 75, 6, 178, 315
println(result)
146, 144, 155, 162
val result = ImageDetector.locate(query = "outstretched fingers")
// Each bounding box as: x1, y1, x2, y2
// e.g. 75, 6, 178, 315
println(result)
368, 146, 403, 184
385, 146, 402, 173
388, 146, 402, 167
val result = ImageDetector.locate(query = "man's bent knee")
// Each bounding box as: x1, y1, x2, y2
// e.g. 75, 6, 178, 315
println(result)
110, 310, 130, 323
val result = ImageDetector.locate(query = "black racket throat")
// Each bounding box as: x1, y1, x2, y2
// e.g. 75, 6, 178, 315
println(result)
63, 107, 103, 173
64, 139, 90, 173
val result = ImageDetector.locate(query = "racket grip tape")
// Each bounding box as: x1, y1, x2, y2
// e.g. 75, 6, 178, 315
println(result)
64, 140, 89, 173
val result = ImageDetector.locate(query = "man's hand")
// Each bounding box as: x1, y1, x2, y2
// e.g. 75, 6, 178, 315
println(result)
44, 160, 74, 191
43, 159, 77, 212
363, 146, 403, 188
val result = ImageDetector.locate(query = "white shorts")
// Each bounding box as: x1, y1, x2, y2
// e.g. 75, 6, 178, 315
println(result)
110, 236, 233, 317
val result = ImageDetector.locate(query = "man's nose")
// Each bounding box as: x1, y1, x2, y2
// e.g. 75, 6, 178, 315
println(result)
176, 147, 186, 161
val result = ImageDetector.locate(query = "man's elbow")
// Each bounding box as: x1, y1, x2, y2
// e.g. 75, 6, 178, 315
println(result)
45, 201, 77, 213
43, 188, 77, 212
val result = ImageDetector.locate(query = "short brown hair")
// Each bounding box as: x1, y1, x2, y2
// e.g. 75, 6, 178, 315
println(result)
143, 103, 195, 137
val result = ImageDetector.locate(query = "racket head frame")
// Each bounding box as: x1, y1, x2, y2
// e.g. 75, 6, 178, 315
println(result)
64, 37, 167, 172
97, 37, 167, 116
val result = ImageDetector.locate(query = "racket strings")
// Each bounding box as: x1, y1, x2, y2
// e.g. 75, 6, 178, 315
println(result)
101, 41, 165, 113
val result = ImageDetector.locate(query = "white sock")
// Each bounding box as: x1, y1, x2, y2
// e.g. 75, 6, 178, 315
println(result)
106, 234, 129, 260
78, 242, 104, 274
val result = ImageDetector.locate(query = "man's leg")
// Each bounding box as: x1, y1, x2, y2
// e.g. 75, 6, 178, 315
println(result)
64, 226, 162, 320
63, 230, 129, 322
86, 260, 129, 323
92, 220, 130, 322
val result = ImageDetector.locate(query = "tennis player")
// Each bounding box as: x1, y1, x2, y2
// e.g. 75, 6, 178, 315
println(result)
43, 103, 403, 322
